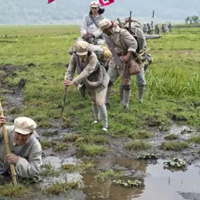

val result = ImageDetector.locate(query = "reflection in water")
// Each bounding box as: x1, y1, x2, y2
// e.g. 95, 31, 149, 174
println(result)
83, 158, 147, 200
136, 160, 200, 200
83, 158, 200, 200
83, 173, 145, 200
114, 157, 148, 172
9, 156, 200, 200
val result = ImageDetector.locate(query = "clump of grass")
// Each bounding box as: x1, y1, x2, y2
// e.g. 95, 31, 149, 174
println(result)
79, 161, 96, 173
41, 163, 60, 177
54, 142, 68, 152
79, 144, 109, 156
42, 182, 82, 195
128, 130, 152, 139
162, 141, 189, 151
146, 114, 169, 128
40, 139, 51, 149
61, 164, 77, 172
7, 107, 21, 114
62, 161, 96, 173
0, 70, 6, 79
75, 135, 109, 146
0, 184, 30, 197
64, 133, 80, 142
42, 131, 53, 137
0, 89, 13, 94
125, 140, 151, 151
189, 135, 200, 144
95, 169, 123, 183
164, 134, 179, 140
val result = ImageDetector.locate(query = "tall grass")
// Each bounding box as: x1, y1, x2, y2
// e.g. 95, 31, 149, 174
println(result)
0, 26, 200, 131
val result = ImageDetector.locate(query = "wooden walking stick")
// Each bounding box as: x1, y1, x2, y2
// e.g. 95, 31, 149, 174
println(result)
0, 100, 18, 185
58, 86, 68, 136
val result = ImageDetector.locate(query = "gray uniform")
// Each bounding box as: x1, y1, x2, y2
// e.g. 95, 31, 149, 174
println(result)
81, 14, 104, 39
64, 52, 109, 129
105, 25, 145, 107
0, 126, 42, 178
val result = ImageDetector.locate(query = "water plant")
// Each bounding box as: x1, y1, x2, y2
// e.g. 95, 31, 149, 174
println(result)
164, 157, 186, 169
113, 179, 142, 187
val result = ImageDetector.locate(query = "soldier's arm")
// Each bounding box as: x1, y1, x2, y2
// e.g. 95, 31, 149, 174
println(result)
15, 141, 43, 178
80, 15, 88, 36
120, 29, 138, 52
92, 29, 103, 38
64, 55, 76, 81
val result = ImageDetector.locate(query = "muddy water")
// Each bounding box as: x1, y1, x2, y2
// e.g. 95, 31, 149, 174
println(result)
133, 159, 200, 200
83, 158, 200, 200
10, 157, 200, 200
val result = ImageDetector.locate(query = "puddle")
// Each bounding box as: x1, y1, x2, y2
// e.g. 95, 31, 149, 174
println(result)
6, 156, 200, 200
170, 123, 195, 140
136, 160, 200, 200
82, 158, 200, 200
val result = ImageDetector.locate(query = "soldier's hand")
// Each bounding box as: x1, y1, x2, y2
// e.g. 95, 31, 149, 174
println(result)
123, 51, 132, 63
88, 33, 94, 37
6, 154, 19, 164
0, 117, 6, 127
64, 80, 74, 86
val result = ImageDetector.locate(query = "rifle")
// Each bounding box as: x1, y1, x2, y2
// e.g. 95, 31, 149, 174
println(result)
128, 11, 132, 33
117, 18, 123, 28
0, 100, 18, 185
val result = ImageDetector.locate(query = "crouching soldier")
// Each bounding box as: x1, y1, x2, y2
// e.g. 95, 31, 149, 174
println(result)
99, 19, 146, 108
64, 41, 109, 131
0, 117, 42, 178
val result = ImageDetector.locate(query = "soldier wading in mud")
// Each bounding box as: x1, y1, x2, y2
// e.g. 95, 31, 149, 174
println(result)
99, 19, 146, 109
0, 117, 42, 178
64, 41, 109, 131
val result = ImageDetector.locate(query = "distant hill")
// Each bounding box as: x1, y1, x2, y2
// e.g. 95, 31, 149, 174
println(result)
0, 0, 199, 25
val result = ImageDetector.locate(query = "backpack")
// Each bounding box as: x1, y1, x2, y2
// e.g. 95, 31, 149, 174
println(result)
124, 25, 146, 53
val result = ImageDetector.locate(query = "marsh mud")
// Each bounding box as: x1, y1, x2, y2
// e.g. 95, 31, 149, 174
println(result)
1, 65, 200, 199
0, 65, 27, 121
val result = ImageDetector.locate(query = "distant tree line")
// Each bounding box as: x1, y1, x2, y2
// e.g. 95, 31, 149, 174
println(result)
185, 15, 199, 24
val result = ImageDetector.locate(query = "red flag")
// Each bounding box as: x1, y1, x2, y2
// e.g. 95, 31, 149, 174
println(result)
48, 0, 55, 4
99, 0, 115, 7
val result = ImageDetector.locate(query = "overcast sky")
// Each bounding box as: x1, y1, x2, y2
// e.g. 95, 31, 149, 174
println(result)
0, 0, 199, 24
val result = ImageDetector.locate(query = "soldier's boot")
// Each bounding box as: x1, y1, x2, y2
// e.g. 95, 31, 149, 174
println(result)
123, 89, 131, 109
98, 105, 108, 131
105, 86, 112, 109
119, 84, 123, 104
92, 104, 100, 124
138, 85, 145, 103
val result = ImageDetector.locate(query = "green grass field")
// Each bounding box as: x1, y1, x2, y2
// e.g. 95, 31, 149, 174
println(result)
0, 25, 200, 135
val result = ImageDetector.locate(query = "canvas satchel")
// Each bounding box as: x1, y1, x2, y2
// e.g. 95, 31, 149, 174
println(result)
128, 57, 142, 75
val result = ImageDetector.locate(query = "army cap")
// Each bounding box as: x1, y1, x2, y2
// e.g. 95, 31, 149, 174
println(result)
90, 1, 100, 8
14, 117, 37, 135
75, 41, 90, 56
99, 19, 112, 31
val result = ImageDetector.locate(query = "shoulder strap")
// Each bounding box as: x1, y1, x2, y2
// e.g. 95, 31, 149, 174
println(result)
105, 36, 124, 67
89, 14, 99, 29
